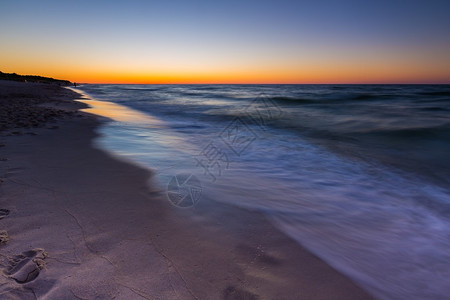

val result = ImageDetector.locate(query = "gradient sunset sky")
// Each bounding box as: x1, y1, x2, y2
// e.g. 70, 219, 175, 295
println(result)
1, 0, 449, 84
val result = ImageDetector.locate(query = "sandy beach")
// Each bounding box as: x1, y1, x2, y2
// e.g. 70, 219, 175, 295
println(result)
0, 80, 373, 299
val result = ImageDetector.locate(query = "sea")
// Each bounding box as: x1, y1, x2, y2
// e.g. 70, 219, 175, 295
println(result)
74, 84, 450, 300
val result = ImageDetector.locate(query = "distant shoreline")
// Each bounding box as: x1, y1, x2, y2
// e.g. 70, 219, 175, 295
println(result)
0, 71, 72, 86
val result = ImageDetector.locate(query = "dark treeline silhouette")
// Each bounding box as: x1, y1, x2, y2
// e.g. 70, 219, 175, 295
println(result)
0, 71, 72, 85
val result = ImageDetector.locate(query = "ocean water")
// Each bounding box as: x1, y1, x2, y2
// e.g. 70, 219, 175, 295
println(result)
75, 84, 450, 300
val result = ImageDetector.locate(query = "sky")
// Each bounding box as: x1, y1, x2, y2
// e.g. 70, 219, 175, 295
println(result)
1, 0, 450, 84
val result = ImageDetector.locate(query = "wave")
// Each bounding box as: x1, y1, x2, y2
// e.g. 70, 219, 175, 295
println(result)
116, 86, 162, 92
422, 106, 450, 111
271, 96, 317, 104
349, 93, 379, 100
419, 91, 450, 96
364, 125, 450, 139
270, 93, 393, 105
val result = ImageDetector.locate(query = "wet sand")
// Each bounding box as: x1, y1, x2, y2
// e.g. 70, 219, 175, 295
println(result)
0, 80, 373, 299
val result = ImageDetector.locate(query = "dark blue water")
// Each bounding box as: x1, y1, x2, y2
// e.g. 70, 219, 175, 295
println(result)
75, 84, 450, 300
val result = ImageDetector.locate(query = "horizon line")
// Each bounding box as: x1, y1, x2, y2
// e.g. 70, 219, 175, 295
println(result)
77, 82, 450, 85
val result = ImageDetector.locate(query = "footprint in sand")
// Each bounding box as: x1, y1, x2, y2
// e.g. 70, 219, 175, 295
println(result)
4, 249, 47, 284
224, 286, 259, 300
0, 210, 9, 244
0, 209, 10, 220
0, 230, 9, 244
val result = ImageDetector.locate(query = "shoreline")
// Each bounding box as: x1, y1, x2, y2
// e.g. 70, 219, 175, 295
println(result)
0, 80, 373, 299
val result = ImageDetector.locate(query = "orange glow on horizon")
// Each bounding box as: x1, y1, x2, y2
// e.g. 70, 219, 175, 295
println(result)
49, 69, 450, 85
1, 58, 449, 85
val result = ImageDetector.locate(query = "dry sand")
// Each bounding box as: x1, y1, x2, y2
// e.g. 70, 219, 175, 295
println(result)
0, 80, 373, 299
